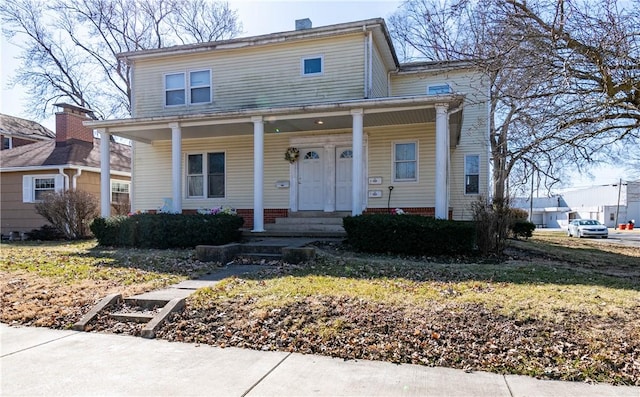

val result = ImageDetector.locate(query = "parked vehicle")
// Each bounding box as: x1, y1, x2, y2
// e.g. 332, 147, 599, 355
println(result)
567, 219, 608, 238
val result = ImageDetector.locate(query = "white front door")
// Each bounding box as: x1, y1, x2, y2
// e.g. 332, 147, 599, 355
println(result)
335, 147, 353, 211
298, 148, 324, 210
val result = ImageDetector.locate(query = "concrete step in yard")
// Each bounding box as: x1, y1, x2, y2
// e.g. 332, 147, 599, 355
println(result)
73, 293, 188, 339
72, 264, 281, 339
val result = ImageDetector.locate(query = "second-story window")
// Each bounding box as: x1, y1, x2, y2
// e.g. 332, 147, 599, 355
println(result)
190, 70, 211, 104
165, 70, 211, 106
165, 73, 186, 106
302, 56, 323, 76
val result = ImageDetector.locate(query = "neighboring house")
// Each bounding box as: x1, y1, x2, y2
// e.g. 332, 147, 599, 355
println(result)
85, 18, 489, 231
513, 180, 640, 228
0, 104, 131, 237
511, 196, 571, 228
0, 113, 55, 150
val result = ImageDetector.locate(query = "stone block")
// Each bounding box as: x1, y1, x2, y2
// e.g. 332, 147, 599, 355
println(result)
196, 243, 242, 263
282, 247, 316, 264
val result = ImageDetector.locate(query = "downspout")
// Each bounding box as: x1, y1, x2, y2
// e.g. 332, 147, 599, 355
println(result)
72, 168, 83, 190
368, 30, 373, 98
58, 167, 70, 191
363, 26, 369, 98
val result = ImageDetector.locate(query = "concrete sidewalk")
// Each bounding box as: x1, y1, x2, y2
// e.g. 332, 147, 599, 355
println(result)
2, 324, 637, 397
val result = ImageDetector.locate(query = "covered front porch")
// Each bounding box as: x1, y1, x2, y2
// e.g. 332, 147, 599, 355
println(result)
86, 95, 464, 232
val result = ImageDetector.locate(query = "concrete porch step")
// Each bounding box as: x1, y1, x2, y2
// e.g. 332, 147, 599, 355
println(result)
265, 224, 345, 233
275, 217, 344, 225
242, 229, 346, 238
288, 211, 351, 218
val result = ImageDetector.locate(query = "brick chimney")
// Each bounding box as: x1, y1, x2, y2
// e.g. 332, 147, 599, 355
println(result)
54, 103, 95, 146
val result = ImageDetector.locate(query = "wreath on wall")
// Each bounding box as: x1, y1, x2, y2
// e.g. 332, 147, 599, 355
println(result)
284, 147, 300, 163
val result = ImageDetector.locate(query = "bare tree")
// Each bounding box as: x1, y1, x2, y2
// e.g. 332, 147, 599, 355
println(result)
0, 0, 242, 120
389, 0, 640, 200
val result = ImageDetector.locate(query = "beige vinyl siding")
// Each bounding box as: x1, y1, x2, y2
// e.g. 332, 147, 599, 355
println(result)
132, 134, 293, 211
133, 34, 366, 118
366, 124, 436, 208
0, 170, 105, 234
391, 70, 489, 219
370, 42, 389, 98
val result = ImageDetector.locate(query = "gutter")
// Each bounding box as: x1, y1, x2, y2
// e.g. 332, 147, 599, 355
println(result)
0, 165, 131, 178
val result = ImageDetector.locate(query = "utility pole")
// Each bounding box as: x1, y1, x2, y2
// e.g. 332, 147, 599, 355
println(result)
615, 178, 622, 229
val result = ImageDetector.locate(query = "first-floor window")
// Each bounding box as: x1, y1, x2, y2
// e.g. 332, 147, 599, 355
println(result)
111, 181, 130, 203
34, 178, 55, 201
187, 152, 225, 198
465, 155, 480, 194
22, 175, 63, 203
393, 142, 417, 182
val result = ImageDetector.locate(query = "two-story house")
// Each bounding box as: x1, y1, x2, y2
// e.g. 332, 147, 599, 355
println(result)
86, 18, 489, 231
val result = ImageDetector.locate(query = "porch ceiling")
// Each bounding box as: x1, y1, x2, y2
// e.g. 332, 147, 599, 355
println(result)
88, 96, 464, 146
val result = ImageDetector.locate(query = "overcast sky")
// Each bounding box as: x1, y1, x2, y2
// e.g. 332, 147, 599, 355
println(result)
0, 0, 635, 188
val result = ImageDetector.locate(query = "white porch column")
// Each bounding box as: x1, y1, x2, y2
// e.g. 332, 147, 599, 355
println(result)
252, 116, 265, 232
435, 103, 449, 219
169, 123, 182, 214
351, 109, 364, 216
98, 128, 111, 217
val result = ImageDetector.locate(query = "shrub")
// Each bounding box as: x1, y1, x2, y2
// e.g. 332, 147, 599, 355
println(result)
511, 220, 536, 239
471, 197, 512, 256
25, 225, 65, 241
91, 213, 244, 248
510, 207, 529, 221
35, 190, 99, 240
343, 214, 476, 255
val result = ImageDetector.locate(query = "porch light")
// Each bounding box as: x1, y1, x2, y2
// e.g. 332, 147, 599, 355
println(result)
314, 120, 324, 125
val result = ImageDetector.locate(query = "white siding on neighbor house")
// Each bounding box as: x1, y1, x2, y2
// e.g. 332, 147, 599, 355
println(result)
392, 70, 489, 220
132, 34, 366, 118
370, 42, 389, 98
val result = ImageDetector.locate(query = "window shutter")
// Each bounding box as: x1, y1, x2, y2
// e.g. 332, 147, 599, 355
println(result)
22, 176, 33, 203
54, 174, 65, 192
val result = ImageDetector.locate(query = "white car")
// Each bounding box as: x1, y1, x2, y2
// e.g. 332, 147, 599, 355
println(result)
567, 219, 608, 238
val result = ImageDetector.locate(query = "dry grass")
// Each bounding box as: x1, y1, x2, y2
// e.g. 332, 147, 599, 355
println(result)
2, 234, 639, 384
0, 240, 219, 328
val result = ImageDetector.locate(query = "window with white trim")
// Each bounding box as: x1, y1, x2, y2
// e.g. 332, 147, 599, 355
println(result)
165, 73, 186, 106
189, 70, 211, 104
465, 155, 480, 194
22, 174, 64, 203
187, 152, 225, 198
393, 142, 417, 182
427, 83, 452, 95
301, 56, 323, 76
165, 70, 211, 106
111, 180, 130, 204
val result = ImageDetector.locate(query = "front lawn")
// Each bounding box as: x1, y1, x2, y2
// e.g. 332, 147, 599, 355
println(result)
0, 240, 218, 327
1, 234, 638, 385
